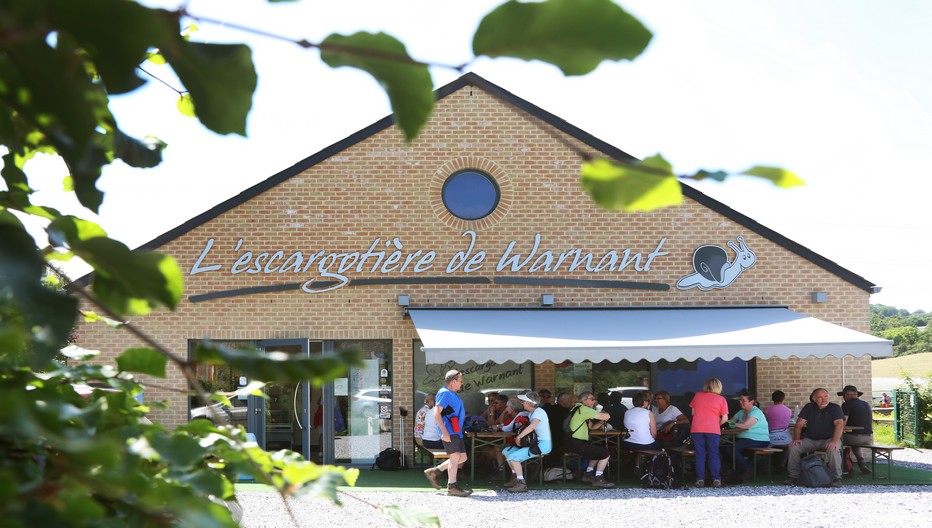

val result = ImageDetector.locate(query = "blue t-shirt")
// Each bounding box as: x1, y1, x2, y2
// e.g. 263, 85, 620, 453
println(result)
529, 407, 551, 443
435, 386, 465, 437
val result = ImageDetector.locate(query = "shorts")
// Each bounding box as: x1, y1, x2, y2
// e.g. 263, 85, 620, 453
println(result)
568, 438, 610, 460
504, 440, 553, 463
442, 435, 466, 455
422, 438, 444, 450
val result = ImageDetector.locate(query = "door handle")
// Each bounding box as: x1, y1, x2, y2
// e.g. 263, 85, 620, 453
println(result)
293, 386, 303, 430
255, 407, 260, 415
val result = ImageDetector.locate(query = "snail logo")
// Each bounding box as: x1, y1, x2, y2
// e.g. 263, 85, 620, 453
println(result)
676, 236, 757, 291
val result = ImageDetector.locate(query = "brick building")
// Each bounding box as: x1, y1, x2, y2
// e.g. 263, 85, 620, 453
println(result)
74, 73, 890, 466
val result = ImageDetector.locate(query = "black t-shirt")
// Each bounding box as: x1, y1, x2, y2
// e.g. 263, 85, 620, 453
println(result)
799, 402, 845, 440
841, 398, 874, 435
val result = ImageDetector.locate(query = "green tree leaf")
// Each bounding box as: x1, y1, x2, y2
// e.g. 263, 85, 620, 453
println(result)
112, 129, 166, 168
380, 505, 442, 528
161, 37, 257, 136
580, 157, 682, 211
741, 166, 804, 188
192, 342, 362, 385
43, 0, 174, 95
177, 93, 196, 117
320, 32, 433, 142
116, 348, 167, 378
48, 216, 184, 315
473, 0, 652, 75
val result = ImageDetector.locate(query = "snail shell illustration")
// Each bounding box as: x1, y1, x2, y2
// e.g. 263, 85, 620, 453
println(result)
693, 245, 729, 282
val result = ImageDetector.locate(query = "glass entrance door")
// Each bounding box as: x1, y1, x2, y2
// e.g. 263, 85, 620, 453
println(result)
247, 340, 321, 461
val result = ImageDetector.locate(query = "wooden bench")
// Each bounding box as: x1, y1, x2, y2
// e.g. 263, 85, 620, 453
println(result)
622, 448, 664, 473
867, 445, 904, 480
667, 446, 695, 483
747, 447, 783, 482
415, 442, 450, 467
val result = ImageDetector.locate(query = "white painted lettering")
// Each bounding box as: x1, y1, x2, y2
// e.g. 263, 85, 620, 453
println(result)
191, 239, 222, 274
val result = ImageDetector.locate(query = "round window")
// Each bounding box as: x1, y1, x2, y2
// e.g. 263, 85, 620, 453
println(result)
441, 170, 500, 220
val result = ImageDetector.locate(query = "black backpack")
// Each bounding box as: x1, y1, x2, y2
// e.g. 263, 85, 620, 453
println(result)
372, 448, 402, 471
641, 451, 674, 489
562, 404, 584, 439
799, 453, 833, 487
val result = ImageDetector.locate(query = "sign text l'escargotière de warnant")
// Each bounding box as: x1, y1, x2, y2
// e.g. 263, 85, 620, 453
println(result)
190, 230, 669, 293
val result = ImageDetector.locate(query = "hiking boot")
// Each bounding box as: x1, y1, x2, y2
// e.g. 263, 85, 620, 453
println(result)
581, 471, 595, 483
447, 483, 472, 497
591, 475, 615, 488
487, 464, 504, 483
502, 475, 518, 489
711, 479, 723, 488
859, 463, 872, 475
694, 480, 705, 488
783, 478, 797, 486
830, 479, 842, 488
423, 468, 442, 490
506, 479, 528, 493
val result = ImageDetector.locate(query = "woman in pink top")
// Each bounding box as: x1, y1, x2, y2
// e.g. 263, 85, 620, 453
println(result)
689, 378, 729, 488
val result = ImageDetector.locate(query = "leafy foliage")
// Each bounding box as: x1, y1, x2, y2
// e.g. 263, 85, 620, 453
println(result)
871, 304, 932, 356
0, 0, 803, 525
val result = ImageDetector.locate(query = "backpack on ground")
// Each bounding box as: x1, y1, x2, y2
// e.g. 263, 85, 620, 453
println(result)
798, 453, 833, 487
543, 467, 574, 482
372, 448, 402, 471
641, 451, 674, 489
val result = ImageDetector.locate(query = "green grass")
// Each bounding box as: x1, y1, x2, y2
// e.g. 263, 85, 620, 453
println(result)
872, 352, 932, 378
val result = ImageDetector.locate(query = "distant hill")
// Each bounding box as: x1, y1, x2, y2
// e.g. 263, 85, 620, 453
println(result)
872, 352, 932, 378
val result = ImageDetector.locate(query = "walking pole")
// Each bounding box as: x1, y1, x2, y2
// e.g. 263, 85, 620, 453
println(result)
399, 407, 408, 469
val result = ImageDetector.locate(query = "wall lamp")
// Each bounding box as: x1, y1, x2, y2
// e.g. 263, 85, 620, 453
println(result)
811, 291, 828, 303
541, 293, 554, 306
397, 294, 410, 318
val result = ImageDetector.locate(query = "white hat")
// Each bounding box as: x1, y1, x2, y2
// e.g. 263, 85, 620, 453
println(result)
517, 392, 540, 406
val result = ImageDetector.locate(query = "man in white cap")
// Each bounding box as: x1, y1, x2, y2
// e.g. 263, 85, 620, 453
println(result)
839, 385, 873, 474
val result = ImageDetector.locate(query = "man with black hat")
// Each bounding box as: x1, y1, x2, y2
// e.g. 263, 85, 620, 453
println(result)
839, 385, 873, 474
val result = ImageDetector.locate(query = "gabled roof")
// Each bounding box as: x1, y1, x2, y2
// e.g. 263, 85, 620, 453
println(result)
138, 72, 876, 293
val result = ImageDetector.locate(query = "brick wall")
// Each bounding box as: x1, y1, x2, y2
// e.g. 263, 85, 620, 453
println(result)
73, 84, 874, 459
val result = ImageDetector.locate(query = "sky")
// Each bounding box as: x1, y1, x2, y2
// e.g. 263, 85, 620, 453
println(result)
23, 0, 932, 312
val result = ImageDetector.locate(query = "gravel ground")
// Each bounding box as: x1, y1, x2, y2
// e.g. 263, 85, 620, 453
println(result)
238, 447, 932, 528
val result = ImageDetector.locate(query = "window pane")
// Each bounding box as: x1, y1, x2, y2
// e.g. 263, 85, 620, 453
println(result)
442, 171, 499, 220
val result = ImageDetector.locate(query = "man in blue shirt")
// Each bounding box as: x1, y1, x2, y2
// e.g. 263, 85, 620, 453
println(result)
423, 370, 471, 497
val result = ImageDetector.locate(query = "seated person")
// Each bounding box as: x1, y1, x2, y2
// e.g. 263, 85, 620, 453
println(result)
487, 398, 529, 480
606, 391, 627, 431
545, 392, 575, 467
414, 392, 436, 447
481, 392, 504, 428
538, 388, 553, 411
496, 394, 513, 425
839, 385, 873, 474
502, 392, 552, 493
784, 388, 845, 488
762, 390, 792, 447
728, 392, 770, 480
653, 390, 689, 446
623, 391, 662, 450
568, 391, 615, 487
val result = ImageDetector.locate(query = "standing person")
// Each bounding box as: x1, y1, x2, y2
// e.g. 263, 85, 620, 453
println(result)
502, 392, 552, 492
567, 391, 615, 488
728, 392, 770, 480
784, 388, 845, 488
653, 390, 689, 446
423, 370, 471, 497
623, 391, 661, 450
762, 390, 793, 448
689, 378, 729, 488
839, 385, 874, 474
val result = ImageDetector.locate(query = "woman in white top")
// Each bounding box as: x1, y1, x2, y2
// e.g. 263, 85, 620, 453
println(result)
623, 391, 662, 450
